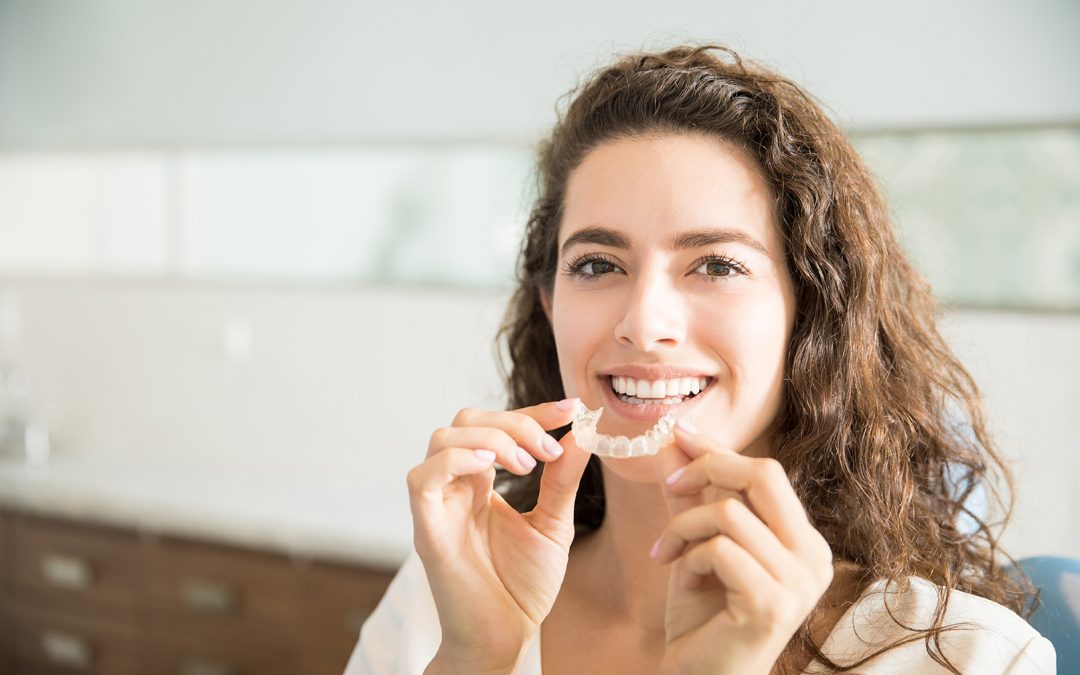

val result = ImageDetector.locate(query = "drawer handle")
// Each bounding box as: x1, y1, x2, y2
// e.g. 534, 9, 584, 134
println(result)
40, 552, 94, 590
40, 629, 94, 669
179, 578, 236, 612
180, 657, 234, 675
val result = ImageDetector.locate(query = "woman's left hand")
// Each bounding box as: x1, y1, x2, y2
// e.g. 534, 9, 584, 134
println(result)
652, 420, 835, 675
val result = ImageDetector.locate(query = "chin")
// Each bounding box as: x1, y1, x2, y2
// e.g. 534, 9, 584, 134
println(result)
596, 453, 664, 484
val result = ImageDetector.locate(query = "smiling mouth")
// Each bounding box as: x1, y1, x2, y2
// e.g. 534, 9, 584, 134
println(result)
608, 375, 712, 406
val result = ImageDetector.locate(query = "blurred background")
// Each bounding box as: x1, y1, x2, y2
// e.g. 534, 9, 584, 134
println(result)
0, 0, 1077, 672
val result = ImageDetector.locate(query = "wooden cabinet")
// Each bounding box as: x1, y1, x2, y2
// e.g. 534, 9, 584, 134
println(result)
10, 605, 141, 675
13, 515, 142, 619
1, 509, 12, 674
0, 509, 396, 674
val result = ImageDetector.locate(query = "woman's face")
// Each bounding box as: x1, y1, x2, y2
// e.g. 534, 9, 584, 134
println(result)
544, 133, 796, 480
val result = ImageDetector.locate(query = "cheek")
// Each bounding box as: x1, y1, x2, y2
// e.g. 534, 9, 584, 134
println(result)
550, 291, 607, 394
701, 294, 792, 406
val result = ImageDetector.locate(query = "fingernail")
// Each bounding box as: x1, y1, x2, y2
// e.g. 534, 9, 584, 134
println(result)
541, 434, 564, 458
676, 418, 698, 434
649, 538, 662, 560
473, 449, 496, 463
515, 446, 537, 471
665, 467, 686, 486
555, 397, 579, 411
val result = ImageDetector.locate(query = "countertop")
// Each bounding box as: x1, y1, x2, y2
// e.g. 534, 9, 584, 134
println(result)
0, 455, 413, 569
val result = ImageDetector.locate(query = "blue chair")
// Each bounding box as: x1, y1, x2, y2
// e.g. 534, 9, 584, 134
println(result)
1011, 556, 1080, 674
950, 461, 1077, 672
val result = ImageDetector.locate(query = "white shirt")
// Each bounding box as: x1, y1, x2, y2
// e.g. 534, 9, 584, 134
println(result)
345, 551, 1056, 674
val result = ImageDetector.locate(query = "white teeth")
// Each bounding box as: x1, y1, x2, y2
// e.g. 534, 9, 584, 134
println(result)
610, 375, 711, 400
678, 378, 691, 396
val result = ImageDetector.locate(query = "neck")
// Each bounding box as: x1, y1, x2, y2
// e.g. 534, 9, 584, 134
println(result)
571, 462, 672, 635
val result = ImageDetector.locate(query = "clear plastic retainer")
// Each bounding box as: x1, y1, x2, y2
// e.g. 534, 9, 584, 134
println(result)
570, 402, 676, 457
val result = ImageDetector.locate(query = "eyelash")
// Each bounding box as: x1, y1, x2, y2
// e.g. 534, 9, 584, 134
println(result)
560, 252, 750, 282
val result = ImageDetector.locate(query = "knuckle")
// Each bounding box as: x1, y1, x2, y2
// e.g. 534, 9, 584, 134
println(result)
405, 466, 423, 493
763, 598, 799, 626
820, 561, 836, 587
714, 496, 743, 522
669, 511, 690, 533
818, 536, 835, 565
428, 427, 450, 450
757, 457, 787, 481
708, 534, 734, 558
744, 592, 775, 622
512, 412, 543, 436
701, 453, 719, 472
452, 407, 476, 427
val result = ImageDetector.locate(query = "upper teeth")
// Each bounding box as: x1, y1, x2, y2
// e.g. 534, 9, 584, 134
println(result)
610, 376, 709, 399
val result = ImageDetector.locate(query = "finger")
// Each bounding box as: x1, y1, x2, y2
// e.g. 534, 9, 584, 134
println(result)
671, 420, 740, 460
450, 399, 580, 463
407, 447, 499, 503
429, 426, 541, 474
532, 424, 594, 541
653, 497, 801, 586
668, 428, 810, 552
511, 398, 583, 430
655, 419, 701, 518
679, 535, 778, 602
407, 448, 498, 554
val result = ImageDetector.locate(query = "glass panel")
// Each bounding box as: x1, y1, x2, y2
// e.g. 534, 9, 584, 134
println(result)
853, 127, 1080, 310
178, 146, 532, 287
0, 153, 169, 274
0, 129, 1076, 309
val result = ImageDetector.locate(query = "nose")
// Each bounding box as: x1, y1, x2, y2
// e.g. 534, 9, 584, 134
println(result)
613, 268, 687, 351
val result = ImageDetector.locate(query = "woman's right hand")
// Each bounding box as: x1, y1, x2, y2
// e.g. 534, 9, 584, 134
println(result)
407, 398, 592, 674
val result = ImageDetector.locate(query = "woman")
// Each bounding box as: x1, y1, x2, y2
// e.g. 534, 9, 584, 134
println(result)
347, 45, 1054, 674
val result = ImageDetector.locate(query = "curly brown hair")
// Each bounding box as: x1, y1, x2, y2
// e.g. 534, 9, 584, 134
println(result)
493, 44, 1035, 673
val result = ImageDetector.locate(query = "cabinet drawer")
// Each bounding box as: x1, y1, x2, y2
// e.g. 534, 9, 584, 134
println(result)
296, 560, 395, 657
147, 631, 292, 675
11, 605, 140, 675
13, 515, 141, 616
146, 537, 299, 636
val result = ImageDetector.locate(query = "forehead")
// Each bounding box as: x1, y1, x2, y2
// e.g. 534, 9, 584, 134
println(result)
559, 133, 781, 256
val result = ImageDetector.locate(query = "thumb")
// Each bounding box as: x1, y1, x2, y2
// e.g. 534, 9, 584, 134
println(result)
530, 426, 593, 542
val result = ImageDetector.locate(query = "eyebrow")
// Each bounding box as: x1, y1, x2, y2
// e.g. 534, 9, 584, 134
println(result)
560, 226, 771, 258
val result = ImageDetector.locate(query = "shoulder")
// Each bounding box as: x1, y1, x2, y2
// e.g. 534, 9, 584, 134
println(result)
814, 576, 1056, 673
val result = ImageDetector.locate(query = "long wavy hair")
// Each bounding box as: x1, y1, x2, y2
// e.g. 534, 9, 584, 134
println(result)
493, 44, 1034, 673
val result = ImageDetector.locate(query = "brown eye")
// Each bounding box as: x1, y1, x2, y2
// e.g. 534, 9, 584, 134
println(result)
585, 260, 617, 275
704, 261, 732, 277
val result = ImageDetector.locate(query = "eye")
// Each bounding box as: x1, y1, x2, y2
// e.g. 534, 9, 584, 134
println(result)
561, 253, 623, 280
692, 255, 748, 280
582, 259, 617, 275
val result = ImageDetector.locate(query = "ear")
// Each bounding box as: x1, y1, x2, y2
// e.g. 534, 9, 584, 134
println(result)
539, 288, 553, 324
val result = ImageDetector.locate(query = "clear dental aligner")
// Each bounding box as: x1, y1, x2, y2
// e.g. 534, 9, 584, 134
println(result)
571, 402, 676, 457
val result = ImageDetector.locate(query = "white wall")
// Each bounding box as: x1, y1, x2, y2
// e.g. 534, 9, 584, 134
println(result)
1, 278, 1076, 560
0, 0, 1075, 565
1, 0, 1078, 148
